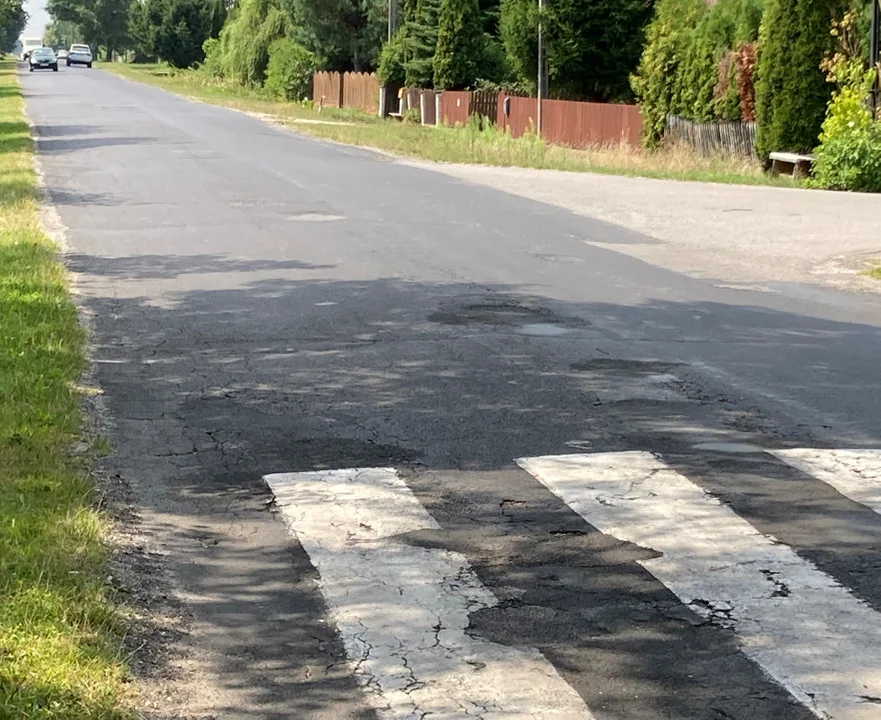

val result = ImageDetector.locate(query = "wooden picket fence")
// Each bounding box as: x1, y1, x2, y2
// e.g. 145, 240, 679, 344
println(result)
312, 71, 380, 114
666, 115, 757, 157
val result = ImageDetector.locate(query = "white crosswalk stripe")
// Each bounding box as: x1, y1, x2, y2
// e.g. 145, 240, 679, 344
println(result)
267, 450, 881, 720
266, 468, 593, 720
518, 451, 881, 720
772, 448, 881, 516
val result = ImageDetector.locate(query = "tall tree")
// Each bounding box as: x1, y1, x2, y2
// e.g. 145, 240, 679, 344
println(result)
500, 0, 654, 101
127, 0, 155, 61
433, 0, 483, 89
44, 19, 83, 48
47, 0, 130, 58
754, 0, 836, 158
1, 0, 25, 53
286, 0, 386, 71
211, 0, 289, 83
403, 0, 441, 85
144, 0, 224, 67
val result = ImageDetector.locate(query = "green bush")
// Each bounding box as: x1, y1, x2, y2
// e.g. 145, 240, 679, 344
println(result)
377, 28, 407, 85
811, 63, 881, 191
630, 0, 707, 145
632, 0, 763, 143
264, 37, 319, 101
754, 0, 835, 159
200, 36, 222, 76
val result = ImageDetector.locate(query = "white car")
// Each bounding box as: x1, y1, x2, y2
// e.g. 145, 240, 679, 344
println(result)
66, 44, 93, 68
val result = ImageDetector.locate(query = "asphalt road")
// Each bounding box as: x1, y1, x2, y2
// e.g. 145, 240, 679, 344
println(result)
21, 65, 881, 720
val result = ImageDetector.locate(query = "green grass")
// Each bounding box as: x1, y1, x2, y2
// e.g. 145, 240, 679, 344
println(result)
864, 265, 881, 280
100, 62, 798, 187
0, 58, 133, 719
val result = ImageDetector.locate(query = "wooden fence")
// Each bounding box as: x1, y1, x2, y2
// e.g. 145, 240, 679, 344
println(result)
342, 72, 380, 114
313, 71, 342, 108
312, 71, 380, 113
497, 94, 642, 148
314, 74, 647, 150
666, 115, 757, 157
440, 91, 472, 126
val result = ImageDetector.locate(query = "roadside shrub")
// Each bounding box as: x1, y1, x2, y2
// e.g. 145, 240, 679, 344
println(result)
734, 42, 757, 120
376, 28, 407, 85
631, 0, 707, 145
200, 36, 222, 76
754, 0, 835, 159
714, 51, 741, 121
633, 0, 762, 143
810, 12, 881, 192
811, 111, 881, 192
264, 37, 319, 101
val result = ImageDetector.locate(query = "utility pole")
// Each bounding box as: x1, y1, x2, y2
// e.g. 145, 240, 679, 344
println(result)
537, 0, 543, 136
389, 0, 396, 41
872, 0, 880, 116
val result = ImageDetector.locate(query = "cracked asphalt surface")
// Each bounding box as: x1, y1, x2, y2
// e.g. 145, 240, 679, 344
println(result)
21, 66, 881, 719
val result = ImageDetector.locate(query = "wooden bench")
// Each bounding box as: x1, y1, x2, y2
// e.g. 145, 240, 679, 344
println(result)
769, 151, 814, 179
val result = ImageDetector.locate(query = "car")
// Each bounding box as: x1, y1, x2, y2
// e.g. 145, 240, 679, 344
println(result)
66, 44, 93, 68
29, 47, 58, 72
57, 49, 69, 60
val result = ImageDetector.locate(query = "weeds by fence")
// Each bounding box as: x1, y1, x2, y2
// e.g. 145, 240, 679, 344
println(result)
666, 115, 757, 157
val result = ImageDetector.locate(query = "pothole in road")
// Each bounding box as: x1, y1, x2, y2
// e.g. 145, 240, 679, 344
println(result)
570, 358, 686, 403
429, 301, 587, 331
517, 323, 572, 337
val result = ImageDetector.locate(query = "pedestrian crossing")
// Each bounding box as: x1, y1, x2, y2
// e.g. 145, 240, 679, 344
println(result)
266, 448, 881, 720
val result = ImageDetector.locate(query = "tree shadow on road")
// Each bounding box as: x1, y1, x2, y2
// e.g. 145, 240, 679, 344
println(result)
68, 251, 881, 719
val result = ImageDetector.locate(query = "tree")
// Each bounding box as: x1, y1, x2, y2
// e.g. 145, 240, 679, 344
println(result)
208, 0, 289, 84
285, 0, 386, 71
433, 0, 483, 89
48, 0, 130, 59
1, 0, 26, 54
44, 19, 83, 48
500, 0, 654, 102
264, 36, 320, 99
403, 0, 441, 86
754, 0, 836, 158
143, 0, 225, 67
128, 0, 155, 61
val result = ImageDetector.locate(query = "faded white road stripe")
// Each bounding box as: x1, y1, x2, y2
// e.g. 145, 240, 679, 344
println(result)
266, 468, 592, 720
772, 448, 881, 516
518, 451, 881, 720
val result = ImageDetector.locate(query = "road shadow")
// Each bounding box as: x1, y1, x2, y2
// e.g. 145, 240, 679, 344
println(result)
66, 253, 336, 279
35, 136, 155, 154
69, 252, 881, 719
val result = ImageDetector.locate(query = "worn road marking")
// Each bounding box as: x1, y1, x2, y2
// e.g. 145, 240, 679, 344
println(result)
266, 468, 593, 719
518, 451, 881, 720
772, 449, 881, 516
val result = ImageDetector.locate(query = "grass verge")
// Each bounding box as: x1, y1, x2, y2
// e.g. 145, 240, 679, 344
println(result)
100, 63, 796, 187
0, 58, 132, 719
864, 265, 881, 280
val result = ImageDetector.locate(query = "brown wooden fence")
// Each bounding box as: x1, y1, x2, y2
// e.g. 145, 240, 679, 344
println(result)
440, 91, 472, 126
342, 72, 380, 114
666, 115, 756, 157
497, 94, 641, 147
313, 71, 342, 108
470, 90, 498, 122
312, 71, 379, 113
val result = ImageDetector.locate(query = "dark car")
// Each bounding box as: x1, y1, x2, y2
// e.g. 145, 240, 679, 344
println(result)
29, 48, 58, 72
